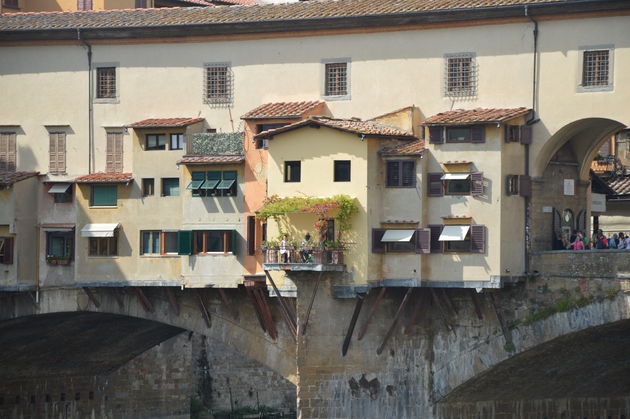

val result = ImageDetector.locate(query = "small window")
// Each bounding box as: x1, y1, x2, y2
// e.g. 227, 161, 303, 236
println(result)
96, 67, 116, 99
0, 237, 14, 265
284, 161, 301, 183
163, 232, 178, 254
255, 139, 269, 150
204, 64, 232, 105
49, 132, 66, 174
146, 134, 166, 150
325, 62, 348, 97
141, 231, 160, 255
188, 171, 237, 197
386, 160, 415, 187
170, 134, 184, 150
447, 127, 471, 142
445, 53, 476, 97
142, 178, 154, 197
193, 230, 234, 254
89, 236, 117, 257
334, 160, 351, 182
3, 0, 19, 8
91, 185, 117, 207
582, 49, 610, 87
49, 183, 73, 203
506, 175, 519, 196
217, 170, 237, 196
162, 178, 179, 197
46, 232, 73, 263
257, 123, 288, 134
445, 177, 471, 195
0, 132, 17, 172
77, 0, 92, 10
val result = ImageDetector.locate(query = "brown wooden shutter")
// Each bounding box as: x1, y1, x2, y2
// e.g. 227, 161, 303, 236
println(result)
415, 228, 430, 254
428, 173, 444, 197
429, 225, 443, 253
471, 172, 484, 196
518, 175, 532, 197
371, 229, 386, 254
429, 126, 444, 144
471, 225, 486, 254
2, 237, 13, 265
58, 133, 66, 173
0, 133, 8, 172
106, 132, 123, 173
471, 125, 485, 143
49, 133, 58, 173
520, 126, 532, 144
247, 216, 256, 256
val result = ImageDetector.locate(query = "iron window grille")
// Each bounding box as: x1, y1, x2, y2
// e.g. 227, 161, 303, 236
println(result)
96, 67, 116, 99
582, 50, 609, 87
444, 53, 477, 98
204, 65, 233, 106
325, 63, 348, 96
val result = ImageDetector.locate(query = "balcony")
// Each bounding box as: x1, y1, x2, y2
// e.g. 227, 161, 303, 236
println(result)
262, 246, 345, 272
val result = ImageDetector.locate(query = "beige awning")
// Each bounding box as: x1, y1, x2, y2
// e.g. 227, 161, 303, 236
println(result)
81, 223, 119, 238
47, 183, 71, 194
441, 173, 470, 180
381, 229, 415, 242
438, 225, 470, 241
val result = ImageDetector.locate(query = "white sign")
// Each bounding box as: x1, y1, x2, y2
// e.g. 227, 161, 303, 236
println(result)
564, 179, 575, 196
592, 192, 607, 213
542, 206, 552, 213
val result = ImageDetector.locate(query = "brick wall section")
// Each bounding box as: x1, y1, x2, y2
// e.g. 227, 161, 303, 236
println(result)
532, 250, 630, 280
0, 333, 192, 419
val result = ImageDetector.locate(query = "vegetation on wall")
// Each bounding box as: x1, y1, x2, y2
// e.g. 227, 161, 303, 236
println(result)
190, 132, 243, 155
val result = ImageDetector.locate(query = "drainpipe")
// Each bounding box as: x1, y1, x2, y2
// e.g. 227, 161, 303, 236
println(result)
524, 5, 540, 275
77, 29, 93, 174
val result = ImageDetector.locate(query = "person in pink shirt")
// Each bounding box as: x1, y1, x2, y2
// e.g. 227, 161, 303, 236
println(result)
570, 232, 585, 250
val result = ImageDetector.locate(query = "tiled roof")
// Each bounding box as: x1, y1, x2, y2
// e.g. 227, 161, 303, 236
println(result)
256, 116, 416, 139
128, 117, 205, 128
74, 172, 133, 183
241, 101, 323, 120
424, 108, 531, 125
177, 155, 244, 165
0, 171, 39, 186
606, 176, 630, 195
0, 0, 590, 33
380, 140, 424, 156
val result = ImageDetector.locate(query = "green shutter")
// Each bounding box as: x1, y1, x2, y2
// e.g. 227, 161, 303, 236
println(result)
231, 230, 238, 255
221, 170, 237, 196
207, 171, 221, 196
91, 185, 117, 206
190, 171, 206, 197
177, 230, 193, 255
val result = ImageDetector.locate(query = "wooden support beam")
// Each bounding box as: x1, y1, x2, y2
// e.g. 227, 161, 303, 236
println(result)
134, 287, 154, 313
218, 288, 239, 320
196, 289, 212, 328
469, 288, 484, 320
83, 287, 100, 308
489, 292, 512, 346
245, 286, 267, 333
377, 287, 413, 355
404, 291, 425, 335
264, 270, 297, 340
165, 288, 180, 316
342, 294, 364, 356
440, 289, 458, 316
112, 288, 125, 311
253, 288, 278, 341
358, 287, 386, 341
300, 271, 322, 336
430, 288, 455, 335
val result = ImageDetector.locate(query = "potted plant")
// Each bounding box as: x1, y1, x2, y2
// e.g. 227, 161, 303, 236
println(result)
46, 256, 57, 265
57, 255, 71, 265
324, 240, 345, 265
263, 240, 279, 264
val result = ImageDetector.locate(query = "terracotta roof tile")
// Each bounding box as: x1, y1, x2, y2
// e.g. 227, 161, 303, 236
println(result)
241, 101, 323, 120
177, 154, 244, 165
0, 171, 39, 186
0, 0, 584, 32
74, 172, 133, 183
128, 117, 205, 128
380, 140, 425, 156
256, 116, 416, 139
424, 108, 531, 125
606, 176, 630, 195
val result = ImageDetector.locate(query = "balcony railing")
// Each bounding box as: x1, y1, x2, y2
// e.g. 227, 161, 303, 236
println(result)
262, 247, 345, 272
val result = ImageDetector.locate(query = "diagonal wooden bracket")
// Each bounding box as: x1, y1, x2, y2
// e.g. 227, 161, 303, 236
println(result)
300, 271, 323, 336
134, 287, 154, 313
264, 270, 297, 341
196, 289, 212, 328
83, 287, 100, 308
245, 285, 267, 333
358, 287, 386, 341
218, 288, 239, 321
342, 293, 365, 356
165, 288, 180, 316
377, 287, 413, 355
253, 287, 278, 341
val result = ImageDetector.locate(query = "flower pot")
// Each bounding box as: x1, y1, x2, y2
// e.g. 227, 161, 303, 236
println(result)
57, 259, 70, 265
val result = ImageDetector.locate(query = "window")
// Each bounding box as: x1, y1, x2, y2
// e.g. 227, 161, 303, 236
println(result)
582, 49, 609, 87
48, 183, 72, 203
334, 160, 351, 182
504, 125, 532, 144
146, 134, 166, 150
0, 237, 13, 264
163, 232, 178, 254
89, 236, 117, 256
141, 231, 160, 255
371, 229, 430, 254
77, 0, 92, 10
386, 160, 415, 187
444, 174, 471, 195
91, 185, 117, 207
170, 134, 184, 150
204, 64, 232, 104
427, 172, 484, 196
142, 178, 154, 197
162, 178, 180, 197
445, 53, 476, 97
505, 174, 531, 197
96, 67, 116, 99
193, 230, 236, 254
187, 171, 236, 197
429, 126, 485, 144
106, 131, 123, 173
46, 232, 73, 262
135, 0, 147, 7
3, 0, 19, 8
429, 224, 486, 254
284, 161, 301, 183
49, 132, 66, 174
0, 132, 17, 172
324, 62, 348, 97
257, 123, 288, 134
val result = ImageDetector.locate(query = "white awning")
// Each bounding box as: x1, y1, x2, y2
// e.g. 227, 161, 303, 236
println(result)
41, 225, 74, 232
48, 183, 71, 194
381, 229, 415, 242
438, 225, 470, 241
441, 173, 470, 180
81, 223, 120, 238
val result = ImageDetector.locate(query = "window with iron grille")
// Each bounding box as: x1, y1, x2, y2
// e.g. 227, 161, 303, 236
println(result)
445, 53, 476, 97
325, 62, 348, 97
96, 67, 116, 99
582, 50, 609, 87
204, 64, 232, 105
3, 0, 19, 8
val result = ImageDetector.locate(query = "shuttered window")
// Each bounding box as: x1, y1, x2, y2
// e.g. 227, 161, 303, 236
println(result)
429, 126, 444, 144
0, 237, 13, 265
49, 132, 66, 174
371, 228, 430, 254
192, 230, 237, 254
429, 225, 443, 253
0, 132, 17, 172
77, 0, 93, 10
106, 132, 123, 173
428, 173, 444, 196
91, 185, 117, 207
177, 231, 193, 255
428, 172, 483, 196
428, 224, 486, 254
247, 216, 256, 256
386, 160, 416, 187
470, 225, 486, 253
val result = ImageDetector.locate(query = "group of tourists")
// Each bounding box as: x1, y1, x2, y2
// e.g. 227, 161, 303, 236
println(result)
555, 229, 630, 250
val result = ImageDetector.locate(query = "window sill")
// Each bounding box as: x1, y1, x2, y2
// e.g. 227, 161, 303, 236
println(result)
577, 84, 613, 93
93, 98, 119, 104
89, 206, 118, 209
193, 252, 234, 256
322, 94, 351, 102
87, 256, 119, 259
140, 254, 180, 258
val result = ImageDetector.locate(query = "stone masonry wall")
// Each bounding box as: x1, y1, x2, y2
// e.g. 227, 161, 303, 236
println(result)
0, 332, 192, 419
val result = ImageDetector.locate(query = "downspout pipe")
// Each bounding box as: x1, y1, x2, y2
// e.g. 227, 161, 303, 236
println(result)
77, 29, 93, 174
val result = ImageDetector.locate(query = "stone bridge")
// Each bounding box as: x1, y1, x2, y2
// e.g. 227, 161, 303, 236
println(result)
2, 261, 630, 418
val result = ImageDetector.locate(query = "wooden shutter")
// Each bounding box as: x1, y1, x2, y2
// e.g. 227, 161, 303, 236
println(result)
429, 225, 443, 253
415, 228, 430, 254
371, 229, 386, 254
106, 132, 123, 173
92, 185, 117, 206
518, 175, 532, 197
428, 173, 444, 197
247, 216, 256, 256
471, 172, 484, 196
520, 126, 532, 145
471, 125, 485, 143
177, 231, 193, 255
2, 238, 13, 265
471, 225, 486, 254
0, 133, 17, 172
231, 230, 238, 255
49, 133, 58, 173
429, 126, 444, 144
49, 133, 66, 174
